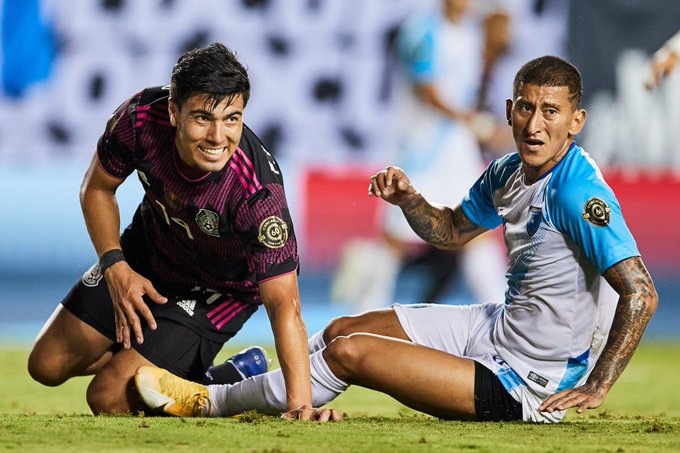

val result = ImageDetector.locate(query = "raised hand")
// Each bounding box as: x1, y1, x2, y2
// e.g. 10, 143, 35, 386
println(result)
368, 166, 417, 206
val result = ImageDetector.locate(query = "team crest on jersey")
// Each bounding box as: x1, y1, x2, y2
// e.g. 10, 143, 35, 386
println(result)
164, 188, 182, 211
195, 209, 220, 237
258, 216, 288, 249
81, 263, 103, 287
527, 206, 542, 237
582, 197, 610, 227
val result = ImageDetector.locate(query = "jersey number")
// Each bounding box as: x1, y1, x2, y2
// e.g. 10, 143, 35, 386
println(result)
155, 200, 194, 239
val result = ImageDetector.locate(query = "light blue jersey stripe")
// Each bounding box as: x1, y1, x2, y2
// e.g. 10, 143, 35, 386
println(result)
555, 349, 590, 392
496, 365, 525, 392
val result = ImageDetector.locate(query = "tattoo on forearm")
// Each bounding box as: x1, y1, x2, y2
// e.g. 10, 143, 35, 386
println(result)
591, 258, 657, 389
400, 198, 474, 248
400, 195, 451, 247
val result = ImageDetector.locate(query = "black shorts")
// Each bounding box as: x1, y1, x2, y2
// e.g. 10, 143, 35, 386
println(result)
61, 263, 259, 380
474, 361, 522, 422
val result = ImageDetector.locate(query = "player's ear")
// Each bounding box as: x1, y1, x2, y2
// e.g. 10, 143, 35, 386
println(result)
168, 99, 178, 126
505, 98, 513, 125
568, 108, 587, 137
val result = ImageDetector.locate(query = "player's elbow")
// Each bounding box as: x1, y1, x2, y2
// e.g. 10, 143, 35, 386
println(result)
628, 278, 659, 327
640, 281, 659, 317
426, 233, 466, 251
265, 299, 306, 336
433, 239, 463, 251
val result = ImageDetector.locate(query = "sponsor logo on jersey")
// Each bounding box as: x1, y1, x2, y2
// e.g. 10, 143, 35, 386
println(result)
258, 216, 288, 249
164, 188, 182, 211
527, 206, 542, 237
195, 208, 220, 237
582, 197, 610, 227
527, 371, 549, 388
177, 299, 197, 316
82, 263, 103, 287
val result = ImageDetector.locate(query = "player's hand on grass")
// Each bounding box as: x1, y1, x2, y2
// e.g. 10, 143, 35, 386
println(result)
103, 261, 167, 349
368, 166, 417, 206
281, 405, 342, 422
539, 382, 608, 415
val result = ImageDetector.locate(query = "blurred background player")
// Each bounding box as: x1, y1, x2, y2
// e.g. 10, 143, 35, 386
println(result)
135, 56, 657, 423
27, 43, 316, 418
645, 30, 680, 90
478, 0, 570, 117
332, 0, 509, 312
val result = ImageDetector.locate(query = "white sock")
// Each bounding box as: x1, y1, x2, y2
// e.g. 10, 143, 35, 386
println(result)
307, 329, 326, 353
208, 372, 283, 416
207, 349, 349, 416
308, 349, 348, 406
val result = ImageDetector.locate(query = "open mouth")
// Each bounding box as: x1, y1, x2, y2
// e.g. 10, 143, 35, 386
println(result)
198, 146, 227, 157
523, 138, 544, 150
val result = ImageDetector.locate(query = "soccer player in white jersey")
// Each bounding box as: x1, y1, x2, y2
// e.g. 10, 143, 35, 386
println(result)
134, 56, 657, 423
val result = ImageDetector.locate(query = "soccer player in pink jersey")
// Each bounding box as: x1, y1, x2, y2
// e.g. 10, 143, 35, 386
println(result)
28, 43, 330, 420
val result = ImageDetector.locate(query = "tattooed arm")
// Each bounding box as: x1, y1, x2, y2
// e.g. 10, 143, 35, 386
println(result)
368, 166, 487, 249
539, 256, 658, 414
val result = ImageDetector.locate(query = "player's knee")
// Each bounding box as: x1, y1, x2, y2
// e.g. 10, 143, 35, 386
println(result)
323, 313, 371, 343
86, 375, 124, 415
27, 348, 68, 387
323, 316, 351, 344
323, 335, 366, 382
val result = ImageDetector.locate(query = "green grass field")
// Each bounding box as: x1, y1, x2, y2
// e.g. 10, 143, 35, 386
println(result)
2, 341, 679, 452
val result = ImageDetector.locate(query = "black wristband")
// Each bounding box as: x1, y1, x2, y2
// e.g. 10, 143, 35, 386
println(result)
99, 249, 126, 274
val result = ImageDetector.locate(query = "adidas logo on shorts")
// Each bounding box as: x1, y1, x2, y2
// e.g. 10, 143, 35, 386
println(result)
177, 299, 197, 316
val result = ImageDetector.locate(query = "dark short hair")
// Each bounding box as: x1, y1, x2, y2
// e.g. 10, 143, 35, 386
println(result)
170, 42, 250, 110
513, 56, 582, 107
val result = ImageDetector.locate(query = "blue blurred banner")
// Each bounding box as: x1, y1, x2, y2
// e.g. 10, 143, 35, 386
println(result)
1, 0, 56, 97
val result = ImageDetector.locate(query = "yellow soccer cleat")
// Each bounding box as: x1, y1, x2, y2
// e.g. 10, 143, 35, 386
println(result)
135, 366, 212, 417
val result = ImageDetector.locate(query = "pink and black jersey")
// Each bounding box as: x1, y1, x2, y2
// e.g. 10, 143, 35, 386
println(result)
96, 86, 298, 304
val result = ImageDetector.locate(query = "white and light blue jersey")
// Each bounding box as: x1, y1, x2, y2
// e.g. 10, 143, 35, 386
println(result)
390, 9, 482, 151
396, 11, 482, 112
461, 142, 639, 399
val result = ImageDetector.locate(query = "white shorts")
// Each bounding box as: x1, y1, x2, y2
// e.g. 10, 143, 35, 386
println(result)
393, 303, 565, 423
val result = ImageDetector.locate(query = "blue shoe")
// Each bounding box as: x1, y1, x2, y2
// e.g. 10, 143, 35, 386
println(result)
228, 346, 270, 379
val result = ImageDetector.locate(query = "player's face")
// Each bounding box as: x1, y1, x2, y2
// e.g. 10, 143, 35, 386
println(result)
170, 93, 245, 177
443, 0, 470, 18
506, 84, 586, 183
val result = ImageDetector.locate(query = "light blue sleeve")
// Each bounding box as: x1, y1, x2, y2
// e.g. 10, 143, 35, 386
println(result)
461, 155, 519, 230
397, 14, 438, 83
546, 169, 639, 274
